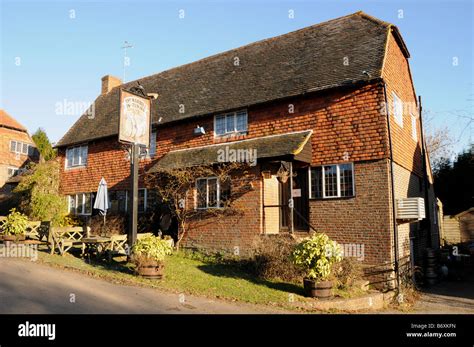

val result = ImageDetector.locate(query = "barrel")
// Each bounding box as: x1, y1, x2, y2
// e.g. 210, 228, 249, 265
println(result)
424, 248, 438, 286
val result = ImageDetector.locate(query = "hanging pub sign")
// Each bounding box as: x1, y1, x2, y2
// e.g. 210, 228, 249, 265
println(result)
119, 89, 151, 147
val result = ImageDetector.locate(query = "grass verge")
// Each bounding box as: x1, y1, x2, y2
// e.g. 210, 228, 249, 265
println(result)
33, 248, 371, 312
34, 249, 310, 310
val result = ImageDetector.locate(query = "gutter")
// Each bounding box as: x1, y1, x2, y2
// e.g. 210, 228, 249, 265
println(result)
0, 124, 28, 133
382, 82, 400, 290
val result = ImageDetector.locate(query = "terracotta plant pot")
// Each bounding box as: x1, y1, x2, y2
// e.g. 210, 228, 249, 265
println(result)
303, 278, 333, 298
136, 260, 165, 279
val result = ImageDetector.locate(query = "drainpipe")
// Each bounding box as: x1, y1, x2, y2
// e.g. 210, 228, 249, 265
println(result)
289, 161, 294, 234
382, 82, 400, 291
418, 96, 433, 248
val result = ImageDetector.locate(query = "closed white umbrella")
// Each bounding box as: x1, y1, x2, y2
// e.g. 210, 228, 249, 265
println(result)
93, 177, 109, 227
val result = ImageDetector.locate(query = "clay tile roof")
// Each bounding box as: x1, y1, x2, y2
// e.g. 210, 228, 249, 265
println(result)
57, 11, 396, 147
148, 130, 313, 171
0, 109, 27, 132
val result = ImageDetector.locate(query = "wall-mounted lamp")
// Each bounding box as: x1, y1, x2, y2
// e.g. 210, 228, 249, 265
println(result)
194, 126, 206, 135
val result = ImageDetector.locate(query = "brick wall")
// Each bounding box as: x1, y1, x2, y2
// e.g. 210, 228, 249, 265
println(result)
58, 139, 155, 195
309, 159, 393, 265
181, 165, 263, 256
151, 83, 389, 166
0, 127, 36, 192
382, 31, 423, 177
60, 83, 390, 194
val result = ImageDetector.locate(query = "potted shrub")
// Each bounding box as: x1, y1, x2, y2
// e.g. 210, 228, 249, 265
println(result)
131, 234, 173, 279
0, 209, 29, 242
292, 233, 342, 298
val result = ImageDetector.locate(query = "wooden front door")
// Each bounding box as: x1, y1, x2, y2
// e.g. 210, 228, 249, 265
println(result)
279, 168, 309, 231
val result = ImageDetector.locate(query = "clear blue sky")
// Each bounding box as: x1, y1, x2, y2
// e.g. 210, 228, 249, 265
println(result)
1, 0, 472, 154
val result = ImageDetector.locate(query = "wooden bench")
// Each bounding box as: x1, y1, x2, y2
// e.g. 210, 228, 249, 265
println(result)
0, 216, 7, 233
50, 226, 90, 256
105, 234, 128, 262
25, 221, 42, 240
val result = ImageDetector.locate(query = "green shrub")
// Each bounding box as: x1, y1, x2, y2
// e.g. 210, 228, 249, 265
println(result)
131, 234, 173, 264
331, 257, 364, 289
291, 233, 342, 281
1, 208, 29, 236
61, 215, 82, 227
250, 236, 304, 283
89, 215, 125, 236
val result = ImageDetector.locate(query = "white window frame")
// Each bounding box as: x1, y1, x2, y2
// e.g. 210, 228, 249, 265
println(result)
195, 177, 222, 209
10, 140, 34, 155
7, 167, 20, 178
392, 92, 403, 127
65, 145, 88, 169
214, 110, 248, 137
411, 114, 418, 141
115, 189, 147, 213
68, 193, 93, 215
309, 163, 355, 199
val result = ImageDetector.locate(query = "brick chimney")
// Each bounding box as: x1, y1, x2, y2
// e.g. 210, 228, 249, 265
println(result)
101, 75, 122, 95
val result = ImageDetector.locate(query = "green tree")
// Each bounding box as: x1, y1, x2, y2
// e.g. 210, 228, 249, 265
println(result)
434, 144, 474, 215
32, 128, 57, 162
14, 160, 68, 226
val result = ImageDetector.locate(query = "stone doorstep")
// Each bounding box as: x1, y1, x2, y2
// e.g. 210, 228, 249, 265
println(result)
294, 291, 395, 312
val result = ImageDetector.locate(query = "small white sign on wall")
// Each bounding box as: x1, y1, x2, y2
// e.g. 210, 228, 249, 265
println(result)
292, 189, 301, 197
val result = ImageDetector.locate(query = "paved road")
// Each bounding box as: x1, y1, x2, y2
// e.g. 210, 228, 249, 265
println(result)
3, 257, 472, 314
0, 258, 287, 314
410, 268, 474, 314
383, 265, 474, 314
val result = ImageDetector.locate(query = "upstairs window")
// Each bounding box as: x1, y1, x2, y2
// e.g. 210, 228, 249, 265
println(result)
140, 131, 157, 158
148, 131, 157, 157
310, 163, 354, 199
10, 140, 35, 156
214, 110, 247, 136
411, 114, 418, 141
66, 145, 88, 168
392, 92, 403, 127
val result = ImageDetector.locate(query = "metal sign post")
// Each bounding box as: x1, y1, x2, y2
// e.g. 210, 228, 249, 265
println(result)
128, 143, 140, 247
289, 162, 294, 234
118, 83, 152, 249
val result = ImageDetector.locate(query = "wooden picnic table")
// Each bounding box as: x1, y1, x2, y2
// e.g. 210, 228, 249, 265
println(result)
81, 236, 111, 260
